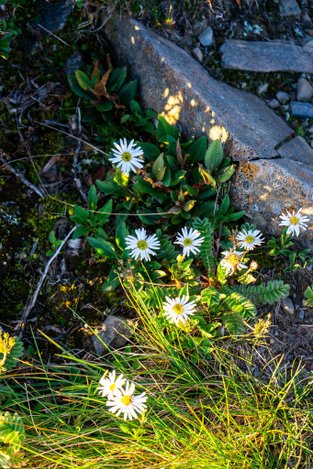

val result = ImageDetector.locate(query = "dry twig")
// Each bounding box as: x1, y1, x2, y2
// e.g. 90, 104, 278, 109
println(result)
15, 225, 76, 337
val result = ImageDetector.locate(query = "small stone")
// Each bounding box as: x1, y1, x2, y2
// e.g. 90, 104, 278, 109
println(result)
92, 316, 133, 355
67, 238, 82, 256
308, 126, 313, 134
267, 98, 280, 109
297, 77, 313, 101
279, 0, 301, 17
304, 39, 313, 50
198, 26, 214, 47
276, 91, 290, 104
290, 101, 313, 118
311, 140, 313, 148
64, 51, 84, 74
192, 47, 203, 62
282, 297, 295, 315
257, 83, 268, 95
31, 0, 74, 33
298, 310, 305, 320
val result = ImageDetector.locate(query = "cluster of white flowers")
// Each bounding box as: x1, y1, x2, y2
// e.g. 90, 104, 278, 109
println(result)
125, 227, 204, 262
98, 370, 147, 421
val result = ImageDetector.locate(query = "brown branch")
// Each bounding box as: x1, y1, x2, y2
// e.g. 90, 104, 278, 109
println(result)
0, 153, 44, 198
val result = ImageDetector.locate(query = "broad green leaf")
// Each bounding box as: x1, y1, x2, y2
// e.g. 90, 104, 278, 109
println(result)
96, 102, 114, 112
130, 99, 143, 115
218, 194, 230, 215
107, 66, 127, 92
170, 170, 186, 186
87, 237, 116, 258
118, 80, 137, 104
183, 199, 196, 212
188, 135, 207, 163
152, 153, 166, 181
115, 220, 128, 250
88, 185, 97, 210
204, 140, 223, 172
75, 70, 93, 91
96, 199, 113, 225
156, 115, 179, 140
67, 74, 91, 99
96, 178, 120, 195
70, 205, 89, 224
72, 225, 90, 239
218, 164, 235, 183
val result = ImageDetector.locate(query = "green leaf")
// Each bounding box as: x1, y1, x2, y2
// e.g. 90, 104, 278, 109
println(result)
152, 153, 166, 181
223, 313, 245, 335
304, 285, 313, 307
162, 167, 172, 187
224, 292, 256, 319
70, 205, 89, 224
138, 142, 160, 162
218, 194, 230, 216
201, 287, 221, 307
75, 70, 93, 91
72, 225, 90, 239
102, 266, 120, 292
130, 99, 143, 115
67, 74, 91, 99
170, 170, 187, 186
183, 199, 196, 212
96, 102, 114, 112
188, 135, 207, 163
115, 220, 128, 250
118, 80, 137, 104
218, 164, 235, 183
96, 199, 113, 225
96, 178, 120, 195
88, 185, 97, 210
87, 237, 116, 258
107, 67, 127, 92
204, 140, 223, 173
156, 115, 179, 140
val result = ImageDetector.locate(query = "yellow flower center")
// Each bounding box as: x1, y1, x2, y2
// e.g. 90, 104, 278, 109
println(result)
289, 216, 299, 225
183, 238, 192, 246
137, 240, 148, 250
122, 151, 132, 162
226, 254, 240, 267
245, 235, 255, 244
121, 395, 133, 406
109, 383, 116, 391
173, 303, 184, 315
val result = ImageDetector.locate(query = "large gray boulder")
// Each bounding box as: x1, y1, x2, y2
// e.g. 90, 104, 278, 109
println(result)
105, 17, 312, 248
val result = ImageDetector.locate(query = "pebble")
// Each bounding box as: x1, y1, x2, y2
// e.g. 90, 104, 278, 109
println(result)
198, 26, 214, 47
311, 140, 313, 148
297, 77, 313, 101
267, 98, 280, 109
299, 310, 305, 320
282, 297, 295, 315
257, 83, 269, 95
92, 316, 133, 355
276, 91, 290, 104
290, 101, 313, 118
308, 126, 313, 134
192, 47, 203, 62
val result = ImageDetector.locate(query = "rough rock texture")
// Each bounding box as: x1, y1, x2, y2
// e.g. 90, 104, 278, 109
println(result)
106, 17, 293, 161
277, 136, 313, 166
297, 77, 313, 101
220, 40, 313, 73
279, 0, 301, 17
230, 159, 313, 248
105, 17, 312, 246
92, 316, 133, 355
291, 101, 313, 118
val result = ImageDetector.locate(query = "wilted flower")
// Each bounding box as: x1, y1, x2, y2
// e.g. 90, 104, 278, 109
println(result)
220, 250, 248, 276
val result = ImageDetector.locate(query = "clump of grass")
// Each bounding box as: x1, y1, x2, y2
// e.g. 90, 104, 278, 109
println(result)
2, 293, 312, 468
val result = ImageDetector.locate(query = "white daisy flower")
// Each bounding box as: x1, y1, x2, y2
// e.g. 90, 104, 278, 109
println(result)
98, 370, 126, 398
174, 227, 204, 257
220, 250, 248, 276
162, 295, 197, 326
109, 138, 144, 174
106, 381, 148, 421
278, 208, 310, 237
125, 228, 160, 261
236, 228, 264, 250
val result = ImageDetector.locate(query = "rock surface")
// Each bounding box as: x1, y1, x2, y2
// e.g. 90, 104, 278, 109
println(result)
105, 17, 312, 247
198, 27, 214, 47
290, 101, 313, 118
220, 40, 313, 73
297, 77, 313, 101
192, 47, 203, 62
106, 17, 292, 161
230, 159, 313, 248
276, 91, 290, 104
277, 136, 313, 166
92, 316, 133, 355
279, 0, 301, 17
